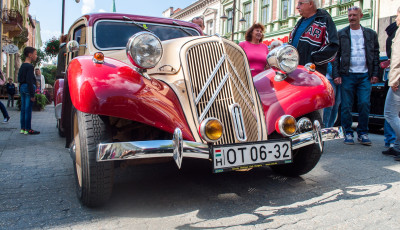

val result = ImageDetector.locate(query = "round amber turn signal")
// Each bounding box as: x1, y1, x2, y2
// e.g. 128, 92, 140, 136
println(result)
93, 52, 104, 64
277, 115, 297, 137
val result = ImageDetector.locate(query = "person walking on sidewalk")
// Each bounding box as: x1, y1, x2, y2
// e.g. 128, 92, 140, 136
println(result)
5, 78, 15, 107
0, 101, 10, 123
18, 47, 40, 135
383, 21, 398, 149
332, 6, 380, 145
384, 7, 400, 160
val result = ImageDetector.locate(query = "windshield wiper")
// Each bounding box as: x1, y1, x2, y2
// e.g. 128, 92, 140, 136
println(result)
172, 21, 194, 36
122, 16, 153, 33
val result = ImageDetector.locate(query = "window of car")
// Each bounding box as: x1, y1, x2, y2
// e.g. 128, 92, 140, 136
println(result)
94, 20, 201, 50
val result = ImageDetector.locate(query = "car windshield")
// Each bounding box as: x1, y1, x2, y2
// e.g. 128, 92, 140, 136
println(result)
94, 20, 200, 50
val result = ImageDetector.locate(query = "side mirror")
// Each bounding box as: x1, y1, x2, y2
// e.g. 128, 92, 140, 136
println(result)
67, 40, 79, 52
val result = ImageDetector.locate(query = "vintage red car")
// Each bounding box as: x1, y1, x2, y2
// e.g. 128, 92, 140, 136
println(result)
54, 13, 343, 207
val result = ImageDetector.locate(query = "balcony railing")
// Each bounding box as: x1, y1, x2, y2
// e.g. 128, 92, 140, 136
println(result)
2, 8, 23, 37
2, 8, 23, 25
280, 20, 289, 29
338, 2, 355, 16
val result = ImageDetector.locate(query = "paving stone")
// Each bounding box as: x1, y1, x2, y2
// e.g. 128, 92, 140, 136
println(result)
0, 101, 400, 229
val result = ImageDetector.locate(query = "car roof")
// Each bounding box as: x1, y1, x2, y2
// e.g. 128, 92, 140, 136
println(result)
82, 13, 203, 35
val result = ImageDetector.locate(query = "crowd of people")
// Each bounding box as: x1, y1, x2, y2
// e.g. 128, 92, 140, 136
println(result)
224, 1, 400, 161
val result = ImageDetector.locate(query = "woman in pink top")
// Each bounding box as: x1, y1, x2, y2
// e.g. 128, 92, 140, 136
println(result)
239, 23, 269, 77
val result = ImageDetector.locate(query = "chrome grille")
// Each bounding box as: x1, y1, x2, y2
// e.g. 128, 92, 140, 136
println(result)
186, 40, 260, 145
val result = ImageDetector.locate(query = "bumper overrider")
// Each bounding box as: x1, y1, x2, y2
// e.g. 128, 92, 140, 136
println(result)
97, 124, 344, 169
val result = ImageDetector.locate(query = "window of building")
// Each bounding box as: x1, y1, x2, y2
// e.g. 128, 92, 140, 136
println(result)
243, 2, 252, 29
281, 0, 292, 20
341, 0, 351, 3
207, 20, 214, 35
261, 0, 270, 25
227, 9, 233, 33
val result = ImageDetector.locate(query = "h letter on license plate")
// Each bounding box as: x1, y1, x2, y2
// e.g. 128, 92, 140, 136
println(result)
213, 140, 292, 173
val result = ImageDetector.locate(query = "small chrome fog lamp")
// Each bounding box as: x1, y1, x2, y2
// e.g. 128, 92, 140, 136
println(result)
199, 118, 224, 143
267, 45, 299, 74
126, 32, 163, 69
277, 115, 297, 137
297, 117, 312, 133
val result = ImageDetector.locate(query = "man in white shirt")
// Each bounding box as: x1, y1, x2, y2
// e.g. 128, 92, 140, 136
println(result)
332, 6, 379, 145
34, 68, 46, 93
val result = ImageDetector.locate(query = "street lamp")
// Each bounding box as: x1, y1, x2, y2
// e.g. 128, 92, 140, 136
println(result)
61, 0, 81, 35
220, 0, 246, 41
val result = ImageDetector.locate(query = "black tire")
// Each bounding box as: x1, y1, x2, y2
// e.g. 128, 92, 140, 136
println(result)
270, 111, 323, 177
57, 119, 65, 137
72, 108, 114, 207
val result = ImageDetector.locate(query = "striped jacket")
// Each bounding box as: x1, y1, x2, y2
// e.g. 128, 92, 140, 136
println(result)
289, 9, 339, 75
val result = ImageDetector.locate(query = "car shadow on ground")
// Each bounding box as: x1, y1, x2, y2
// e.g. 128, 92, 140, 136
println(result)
99, 147, 397, 229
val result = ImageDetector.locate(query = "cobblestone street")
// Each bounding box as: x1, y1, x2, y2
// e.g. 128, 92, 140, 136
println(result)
1, 101, 400, 229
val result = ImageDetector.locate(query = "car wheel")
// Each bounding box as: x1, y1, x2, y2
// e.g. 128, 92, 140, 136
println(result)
71, 108, 114, 207
57, 119, 65, 137
270, 111, 323, 177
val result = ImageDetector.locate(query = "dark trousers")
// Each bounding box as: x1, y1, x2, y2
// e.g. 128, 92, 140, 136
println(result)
7, 94, 14, 107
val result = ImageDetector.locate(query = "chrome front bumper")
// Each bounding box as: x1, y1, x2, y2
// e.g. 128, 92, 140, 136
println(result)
97, 125, 344, 168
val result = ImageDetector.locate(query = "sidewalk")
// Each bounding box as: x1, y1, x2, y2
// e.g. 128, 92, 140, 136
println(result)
0, 100, 78, 229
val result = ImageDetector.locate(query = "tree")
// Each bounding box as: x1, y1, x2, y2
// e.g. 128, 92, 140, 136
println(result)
42, 65, 57, 86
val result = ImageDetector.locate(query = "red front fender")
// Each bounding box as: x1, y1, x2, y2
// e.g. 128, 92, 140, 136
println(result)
66, 56, 194, 141
254, 67, 334, 134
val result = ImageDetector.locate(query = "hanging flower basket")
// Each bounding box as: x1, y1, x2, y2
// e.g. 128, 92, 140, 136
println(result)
44, 37, 60, 57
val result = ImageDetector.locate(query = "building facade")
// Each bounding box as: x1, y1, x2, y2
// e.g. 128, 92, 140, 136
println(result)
220, 0, 374, 44
376, 0, 398, 55
164, 0, 221, 36
166, 0, 382, 48
1, 0, 40, 83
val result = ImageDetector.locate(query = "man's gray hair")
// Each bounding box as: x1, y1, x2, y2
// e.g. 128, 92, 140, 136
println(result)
309, 0, 319, 9
191, 16, 204, 22
398, 6, 400, 13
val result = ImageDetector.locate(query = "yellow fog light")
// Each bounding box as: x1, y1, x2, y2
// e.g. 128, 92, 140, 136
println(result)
277, 115, 297, 137
200, 118, 224, 143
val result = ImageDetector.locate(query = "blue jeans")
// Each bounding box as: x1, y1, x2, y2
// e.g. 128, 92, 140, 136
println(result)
323, 78, 341, 127
0, 101, 9, 119
384, 88, 400, 147
384, 120, 396, 146
20, 84, 35, 130
340, 72, 371, 135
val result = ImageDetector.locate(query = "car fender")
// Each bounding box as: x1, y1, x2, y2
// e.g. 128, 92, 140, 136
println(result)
253, 66, 334, 134
66, 56, 194, 141
54, 79, 64, 120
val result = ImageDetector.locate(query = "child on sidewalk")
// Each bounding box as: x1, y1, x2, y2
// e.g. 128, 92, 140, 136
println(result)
18, 47, 40, 135
6, 78, 15, 107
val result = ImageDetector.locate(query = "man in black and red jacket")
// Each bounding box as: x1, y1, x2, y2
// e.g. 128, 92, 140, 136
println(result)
289, 0, 339, 76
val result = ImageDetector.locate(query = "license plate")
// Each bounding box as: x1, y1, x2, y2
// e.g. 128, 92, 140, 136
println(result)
212, 140, 292, 173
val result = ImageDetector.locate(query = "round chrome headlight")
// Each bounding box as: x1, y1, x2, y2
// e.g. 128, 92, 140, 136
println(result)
267, 45, 299, 74
126, 32, 163, 69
